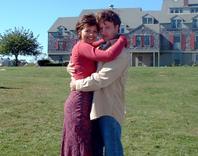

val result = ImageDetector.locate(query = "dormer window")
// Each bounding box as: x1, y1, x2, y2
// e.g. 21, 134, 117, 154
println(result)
171, 17, 183, 29
143, 17, 154, 24
192, 18, 198, 28
57, 26, 67, 36
142, 14, 157, 24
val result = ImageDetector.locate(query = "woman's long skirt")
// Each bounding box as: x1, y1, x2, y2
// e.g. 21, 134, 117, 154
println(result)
60, 91, 93, 156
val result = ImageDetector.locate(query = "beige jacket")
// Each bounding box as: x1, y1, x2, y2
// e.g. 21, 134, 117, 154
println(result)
75, 48, 129, 124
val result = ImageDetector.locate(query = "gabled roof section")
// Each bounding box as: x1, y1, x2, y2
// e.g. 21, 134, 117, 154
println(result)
130, 24, 160, 34
171, 15, 184, 20
80, 8, 143, 29
161, 0, 198, 13
189, 0, 198, 5
48, 17, 78, 32
160, 13, 195, 23
141, 11, 160, 25
162, 0, 184, 13
142, 11, 160, 19
142, 14, 155, 18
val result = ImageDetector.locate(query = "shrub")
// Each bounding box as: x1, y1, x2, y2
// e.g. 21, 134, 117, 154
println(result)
37, 59, 69, 66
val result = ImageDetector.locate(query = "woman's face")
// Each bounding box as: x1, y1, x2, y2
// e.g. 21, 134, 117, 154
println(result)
80, 25, 98, 44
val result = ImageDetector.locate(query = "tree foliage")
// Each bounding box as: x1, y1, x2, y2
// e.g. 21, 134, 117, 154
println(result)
0, 27, 42, 66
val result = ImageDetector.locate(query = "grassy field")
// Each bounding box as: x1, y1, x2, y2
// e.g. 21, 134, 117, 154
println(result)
0, 67, 198, 156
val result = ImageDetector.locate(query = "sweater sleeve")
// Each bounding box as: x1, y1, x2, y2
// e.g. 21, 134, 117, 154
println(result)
78, 35, 127, 62
75, 50, 129, 91
92, 39, 105, 47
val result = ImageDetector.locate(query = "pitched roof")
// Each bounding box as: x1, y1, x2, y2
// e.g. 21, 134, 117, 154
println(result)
142, 11, 160, 21
80, 8, 143, 29
159, 13, 196, 23
162, 0, 184, 13
189, 0, 198, 5
162, 0, 198, 13
48, 0, 198, 33
130, 24, 160, 34
48, 17, 78, 32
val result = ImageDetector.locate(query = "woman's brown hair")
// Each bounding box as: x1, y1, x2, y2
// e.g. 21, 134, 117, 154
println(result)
76, 14, 99, 39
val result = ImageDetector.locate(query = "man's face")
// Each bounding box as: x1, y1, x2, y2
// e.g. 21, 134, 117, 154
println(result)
99, 21, 119, 41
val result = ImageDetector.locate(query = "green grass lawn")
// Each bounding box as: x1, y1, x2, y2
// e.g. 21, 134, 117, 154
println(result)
0, 67, 198, 156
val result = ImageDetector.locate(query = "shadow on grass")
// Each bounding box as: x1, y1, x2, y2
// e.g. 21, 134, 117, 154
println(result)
0, 86, 21, 90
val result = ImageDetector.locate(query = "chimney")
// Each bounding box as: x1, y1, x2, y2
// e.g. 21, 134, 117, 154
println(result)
184, 0, 189, 6
109, 4, 114, 10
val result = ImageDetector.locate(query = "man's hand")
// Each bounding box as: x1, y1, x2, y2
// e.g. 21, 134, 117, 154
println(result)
67, 61, 75, 76
70, 77, 76, 91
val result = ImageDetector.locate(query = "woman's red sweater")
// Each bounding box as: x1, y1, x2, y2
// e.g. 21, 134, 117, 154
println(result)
71, 36, 127, 80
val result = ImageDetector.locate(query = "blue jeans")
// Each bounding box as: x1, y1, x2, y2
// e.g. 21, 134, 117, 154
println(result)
91, 116, 123, 156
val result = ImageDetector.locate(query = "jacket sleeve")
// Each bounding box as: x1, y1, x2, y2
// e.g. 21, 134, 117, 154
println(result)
78, 35, 127, 62
92, 39, 105, 47
75, 50, 129, 91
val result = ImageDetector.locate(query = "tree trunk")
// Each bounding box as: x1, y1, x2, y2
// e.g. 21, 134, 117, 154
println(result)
14, 54, 19, 66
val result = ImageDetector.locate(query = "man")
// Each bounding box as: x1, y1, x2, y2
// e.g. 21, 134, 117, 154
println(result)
70, 10, 129, 156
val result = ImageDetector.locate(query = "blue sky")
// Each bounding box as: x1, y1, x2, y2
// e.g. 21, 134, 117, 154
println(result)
0, 0, 163, 57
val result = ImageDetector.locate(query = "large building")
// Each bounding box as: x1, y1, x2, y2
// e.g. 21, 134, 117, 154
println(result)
48, 0, 198, 66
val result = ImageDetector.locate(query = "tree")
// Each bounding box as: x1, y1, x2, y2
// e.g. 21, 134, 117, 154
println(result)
0, 27, 42, 66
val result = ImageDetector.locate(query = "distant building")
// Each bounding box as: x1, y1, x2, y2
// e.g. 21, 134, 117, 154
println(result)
0, 57, 13, 66
48, 0, 198, 66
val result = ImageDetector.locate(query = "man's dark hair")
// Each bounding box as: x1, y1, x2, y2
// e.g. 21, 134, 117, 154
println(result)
76, 14, 99, 39
96, 10, 121, 29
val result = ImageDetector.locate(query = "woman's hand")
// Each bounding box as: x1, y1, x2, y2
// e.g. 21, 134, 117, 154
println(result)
67, 61, 75, 76
70, 77, 76, 91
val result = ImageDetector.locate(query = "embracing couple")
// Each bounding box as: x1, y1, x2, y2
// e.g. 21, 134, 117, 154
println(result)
60, 9, 129, 156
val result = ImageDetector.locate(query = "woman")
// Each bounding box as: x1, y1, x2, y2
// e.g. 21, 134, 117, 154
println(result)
61, 14, 127, 156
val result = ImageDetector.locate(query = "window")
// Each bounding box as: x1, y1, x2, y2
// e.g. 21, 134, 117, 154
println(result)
196, 54, 198, 63
148, 18, 153, 24
143, 18, 147, 24
56, 41, 66, 51
143, 17, 153, 24
192, 18, 198, 28
173, 34, 181, 50
196, 35, 198, 49
171, 19, 182, 29
119, 24, 125, 34
144, 35, 150, 46
136, 36, 141, 46
59, 56, 63, 63
57, 26, 64, 36
170, 8, 183, 14
138, 56, 143, 66
120, 28, 125, 34
174, 53, 181, 65
133, 35, 152, 47
190, 8, 198, 13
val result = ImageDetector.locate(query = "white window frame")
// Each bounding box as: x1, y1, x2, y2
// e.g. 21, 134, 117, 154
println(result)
170, 8, 183, 14
173, 34, 181, 50
195, 35, 198, 49
144, 35, 150, 46
192, 18, 198, 28
171, 19, 182, 29
143, 17, 154, 24
190, 8, 198, 13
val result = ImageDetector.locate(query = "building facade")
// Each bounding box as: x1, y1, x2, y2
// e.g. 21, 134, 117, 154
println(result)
48, 0, 198, 66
